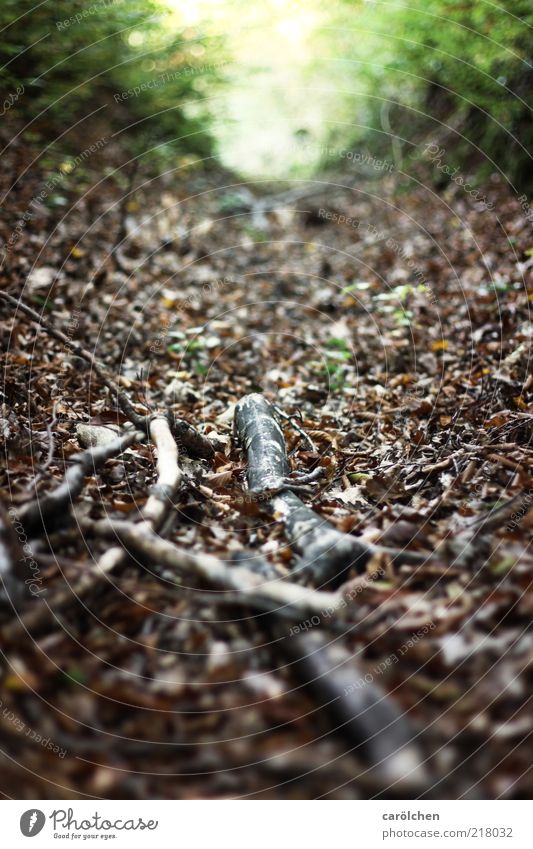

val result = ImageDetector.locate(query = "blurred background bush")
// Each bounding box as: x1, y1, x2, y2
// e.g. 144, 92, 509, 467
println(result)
0, 0, 531, 188
0, 0, 224, 171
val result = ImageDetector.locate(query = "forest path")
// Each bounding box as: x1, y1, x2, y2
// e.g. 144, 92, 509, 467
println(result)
1, 165, 532, 799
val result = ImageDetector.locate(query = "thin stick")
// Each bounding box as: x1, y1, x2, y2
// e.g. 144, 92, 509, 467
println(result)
272, 404, 317, 452
19, 430, 144, 534
0, 291, 145, 427
137, 415, 182, 531
280, 627, 428, 791
0, 292, 214, 459
84, 518, 342, 616
73, 415, 182, 612
2, 417, 183, 634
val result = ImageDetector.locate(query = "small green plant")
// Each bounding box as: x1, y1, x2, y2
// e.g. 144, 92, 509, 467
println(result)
373, 284, 421, 327
243, 225, 269, 243
168, 337, 208, 372
341, 281, 371, 294
310, 337, 354, 393
325, 337, 352, 353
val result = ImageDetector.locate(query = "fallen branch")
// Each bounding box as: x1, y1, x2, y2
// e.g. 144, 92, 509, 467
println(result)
0, 292, 214, 459
234, 547, 427, 791
272, 404, 317, 452
85, 519, 427, 790
281, 627, 428, 791
70, 415, 182, 611
138, 415, 182, 531
235, 394, 375, 586
3, 416, 183, 634
81, 519, 341, 617
235, 394, 437, 586
19, 429, 144, 534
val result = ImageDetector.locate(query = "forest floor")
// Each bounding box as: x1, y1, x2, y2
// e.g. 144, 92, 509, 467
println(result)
1, 135, 533, 799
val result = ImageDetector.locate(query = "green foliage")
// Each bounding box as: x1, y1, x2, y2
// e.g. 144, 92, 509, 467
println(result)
328, 0, 533, 190
1, 0, 529, 187
0, 0, 225, 165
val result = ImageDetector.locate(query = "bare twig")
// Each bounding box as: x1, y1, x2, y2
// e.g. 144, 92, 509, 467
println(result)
2, 417, 182, 633
68, 415, 182, 615
272, 404, 317, 452
0, 291, 215, 459
138, 415, 182, 531
83, 518, 342, 617
24, 401, 59, 494
0, 291, 145, 426
75, 415, 181, 600
19, 429, 144, 534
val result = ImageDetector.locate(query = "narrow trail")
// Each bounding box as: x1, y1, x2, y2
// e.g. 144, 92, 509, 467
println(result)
1, 161, 532, 799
